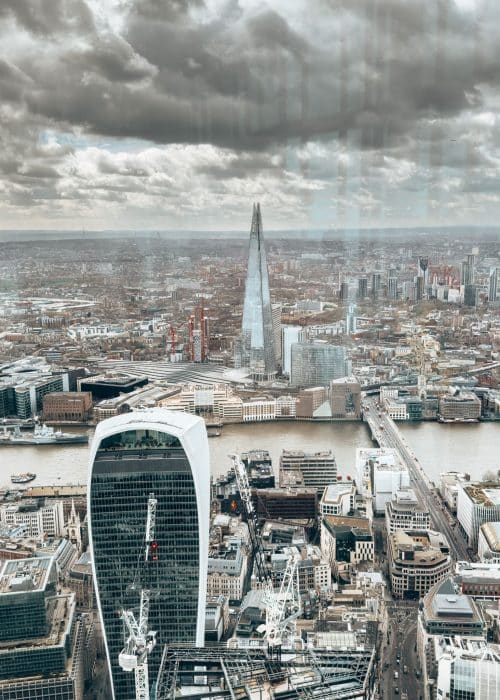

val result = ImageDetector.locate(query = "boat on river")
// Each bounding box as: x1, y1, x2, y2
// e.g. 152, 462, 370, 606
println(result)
0, 424, 88, 446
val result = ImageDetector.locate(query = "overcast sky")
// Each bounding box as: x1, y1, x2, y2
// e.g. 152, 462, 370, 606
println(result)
1, 0, 500, 231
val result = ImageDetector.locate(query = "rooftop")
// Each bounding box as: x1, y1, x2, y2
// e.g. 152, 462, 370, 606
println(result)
480, 521, 500, 552
0, 556, 53, 595
463, 483, 500, 507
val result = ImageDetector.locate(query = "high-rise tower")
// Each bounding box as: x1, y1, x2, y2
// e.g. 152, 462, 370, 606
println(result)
235, 203, 277, 380
88, 410, 209, 700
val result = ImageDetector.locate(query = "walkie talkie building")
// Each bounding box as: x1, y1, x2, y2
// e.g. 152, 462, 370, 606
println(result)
235, 203, 277, 381
88, 410, 209, 700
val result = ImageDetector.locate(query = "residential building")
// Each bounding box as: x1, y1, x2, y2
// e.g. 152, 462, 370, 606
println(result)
88, 409, 209, 700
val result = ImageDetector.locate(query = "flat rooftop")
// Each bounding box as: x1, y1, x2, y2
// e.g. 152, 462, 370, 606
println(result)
464, 483, 500, 507
0, 556, 53, 595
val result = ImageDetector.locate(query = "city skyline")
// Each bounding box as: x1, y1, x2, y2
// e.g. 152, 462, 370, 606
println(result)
1, 1, 500, 230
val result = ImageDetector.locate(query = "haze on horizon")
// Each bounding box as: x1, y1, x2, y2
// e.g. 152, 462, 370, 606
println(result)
2, 0, 500, 232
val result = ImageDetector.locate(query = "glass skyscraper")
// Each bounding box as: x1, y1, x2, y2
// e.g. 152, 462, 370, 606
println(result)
88, 410, 209, 700
236, 203, 277, 380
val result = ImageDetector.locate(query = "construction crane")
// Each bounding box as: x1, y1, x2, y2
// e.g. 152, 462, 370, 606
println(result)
229, 454, 267, 582
228, 455, 301, 656
264, 554, 301, 653
118, 493, 158, 700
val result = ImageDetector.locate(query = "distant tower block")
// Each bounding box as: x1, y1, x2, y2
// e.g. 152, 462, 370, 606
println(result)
235, 204, 277, 381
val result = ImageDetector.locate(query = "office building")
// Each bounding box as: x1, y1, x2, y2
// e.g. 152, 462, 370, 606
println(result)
320, 483, 356, 517
371, 272, 381, 297
464, 283, 478, 306
478, 522, 500, 563
435, 639, 500, 700
345, 303, 357, 335
88, 409, 209, 700
252, 488, 318, 521
489, 267, 498, 302
329, 376, 361, 419
439, 471, 470, 513
321, 515, 374, 569
272, 303, 282, 364
417, 577, 487, 695
290, 342, 350, 387
356, 448, 409, 515
388, 530, 452, 599
388, 276, 398, 299
357, 277, 368, 300
235, 204, 277, 380
43, 391, 93, 421
78, 372, 148, 400
279, 450, 337, 493
457, 482, 500, 548
0, 499, 65, 537
0, 556, 92, 699
385, 489, 431, 535
439, 390, 481, 421
339, 281, 349, 301
416, 275, 425, 301
295, 386, 328, 418
281, 325, 304, 376
455, 562, 500, 599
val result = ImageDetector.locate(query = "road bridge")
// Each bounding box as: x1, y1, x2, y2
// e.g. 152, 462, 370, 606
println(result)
362, 397, 470, 563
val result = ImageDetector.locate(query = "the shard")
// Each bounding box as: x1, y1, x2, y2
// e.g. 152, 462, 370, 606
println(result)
235, 203, 277, 381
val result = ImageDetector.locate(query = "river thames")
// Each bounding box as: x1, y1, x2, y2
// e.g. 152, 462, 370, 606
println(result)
0, 421, 498, 490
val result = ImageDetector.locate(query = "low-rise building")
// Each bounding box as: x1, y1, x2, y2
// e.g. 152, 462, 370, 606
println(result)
388, 530, 452, 599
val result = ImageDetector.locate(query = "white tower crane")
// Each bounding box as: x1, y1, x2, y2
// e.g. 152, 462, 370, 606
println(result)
118, 493, 158, 700
229, 455, 301, 654
264, 554, 301, 652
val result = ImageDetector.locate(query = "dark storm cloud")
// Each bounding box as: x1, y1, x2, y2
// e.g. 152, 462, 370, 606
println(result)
2, 0, 500, 152
1, 0, 500, 226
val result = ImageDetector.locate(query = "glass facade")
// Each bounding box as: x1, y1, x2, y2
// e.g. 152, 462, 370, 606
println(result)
236, 203, 277, 380
90, 427, 202, 700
